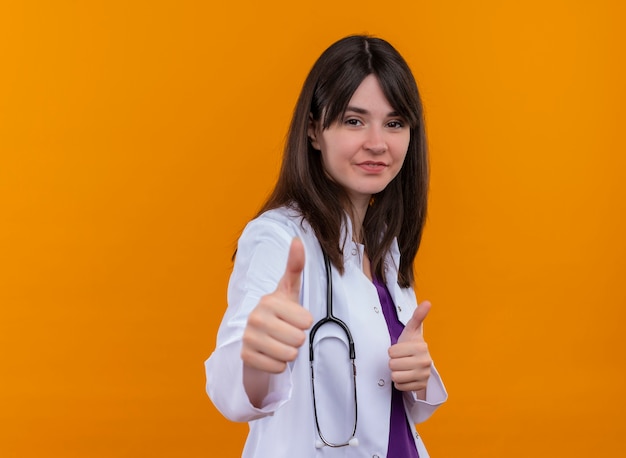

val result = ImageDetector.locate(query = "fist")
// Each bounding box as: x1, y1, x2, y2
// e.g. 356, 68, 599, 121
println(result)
388, 301, 433, 392
241, 238, 314, 374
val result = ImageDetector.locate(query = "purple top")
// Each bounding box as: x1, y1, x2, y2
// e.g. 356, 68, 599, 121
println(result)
373, 277, 419, 458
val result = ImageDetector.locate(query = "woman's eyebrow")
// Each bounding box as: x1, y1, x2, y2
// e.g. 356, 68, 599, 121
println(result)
345, 106, 402, 117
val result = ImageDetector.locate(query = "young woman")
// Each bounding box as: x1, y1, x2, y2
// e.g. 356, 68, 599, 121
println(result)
205, 35, 447, 457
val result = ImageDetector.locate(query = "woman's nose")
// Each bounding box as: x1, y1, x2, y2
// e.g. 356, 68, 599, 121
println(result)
363, 127, 387, 154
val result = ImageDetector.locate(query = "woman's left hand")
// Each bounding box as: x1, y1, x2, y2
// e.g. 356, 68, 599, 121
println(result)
388, 301, 433, 393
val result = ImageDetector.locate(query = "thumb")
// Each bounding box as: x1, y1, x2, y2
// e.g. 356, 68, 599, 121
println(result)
276, 238, 306, 302
398, 301, 431, 343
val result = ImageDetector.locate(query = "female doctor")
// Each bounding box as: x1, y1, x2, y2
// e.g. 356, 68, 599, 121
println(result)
205, 35, 447, 457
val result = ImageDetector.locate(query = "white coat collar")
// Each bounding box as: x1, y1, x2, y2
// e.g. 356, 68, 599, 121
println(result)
339, 214, 414, 325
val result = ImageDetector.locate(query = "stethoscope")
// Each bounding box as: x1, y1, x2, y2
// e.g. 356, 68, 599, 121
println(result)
308, 251, 359, 448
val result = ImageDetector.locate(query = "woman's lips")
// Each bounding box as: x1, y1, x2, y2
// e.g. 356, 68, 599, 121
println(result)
357, 161, 387, 173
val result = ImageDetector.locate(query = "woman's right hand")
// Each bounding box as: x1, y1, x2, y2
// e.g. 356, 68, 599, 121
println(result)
241, 238, 314, 375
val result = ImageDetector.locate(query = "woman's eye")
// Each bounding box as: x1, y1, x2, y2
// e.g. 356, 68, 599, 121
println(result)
345, 118, 362, 126
387, 120, 404, 128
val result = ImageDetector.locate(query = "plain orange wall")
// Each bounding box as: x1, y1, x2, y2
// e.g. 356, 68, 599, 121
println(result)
1, 1, 625, 456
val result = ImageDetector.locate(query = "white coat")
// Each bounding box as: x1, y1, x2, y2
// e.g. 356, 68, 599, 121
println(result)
205, 207, 447, 457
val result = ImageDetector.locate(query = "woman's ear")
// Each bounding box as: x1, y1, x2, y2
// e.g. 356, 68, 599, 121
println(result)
307, 114, 321, 150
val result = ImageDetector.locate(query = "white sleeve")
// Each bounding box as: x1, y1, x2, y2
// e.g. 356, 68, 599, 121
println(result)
404, 362, 448, 424
204, 217, 298, 422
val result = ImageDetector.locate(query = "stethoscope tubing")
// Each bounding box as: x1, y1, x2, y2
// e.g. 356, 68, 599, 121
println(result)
308, 252, 356, 361
308, 250, 358, 448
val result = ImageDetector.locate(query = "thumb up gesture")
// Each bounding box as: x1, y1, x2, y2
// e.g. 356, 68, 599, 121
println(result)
241, 238, 314, 374
388, 301, 433, 393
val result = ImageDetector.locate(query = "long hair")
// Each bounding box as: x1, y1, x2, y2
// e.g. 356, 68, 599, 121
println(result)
256, 35, 428, 288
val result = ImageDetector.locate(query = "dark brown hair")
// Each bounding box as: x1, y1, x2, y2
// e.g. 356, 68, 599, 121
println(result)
257, 35, 428, 288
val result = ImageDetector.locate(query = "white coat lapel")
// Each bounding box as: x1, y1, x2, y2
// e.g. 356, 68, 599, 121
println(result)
383, 238, 416, 326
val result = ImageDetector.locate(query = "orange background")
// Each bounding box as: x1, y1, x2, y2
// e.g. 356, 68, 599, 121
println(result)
1, 1, 625, 456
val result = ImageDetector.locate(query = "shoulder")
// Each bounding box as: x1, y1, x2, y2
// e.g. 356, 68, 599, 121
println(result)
252, 206, 303, 229
238, 206, 314, 249
231, 207, 321, 295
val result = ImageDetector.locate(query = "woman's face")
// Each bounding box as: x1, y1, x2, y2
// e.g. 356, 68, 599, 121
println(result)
309, 74, 410, 211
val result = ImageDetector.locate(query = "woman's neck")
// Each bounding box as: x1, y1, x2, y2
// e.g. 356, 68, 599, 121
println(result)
347, 198, 370, 244
347, 200, 374, 281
